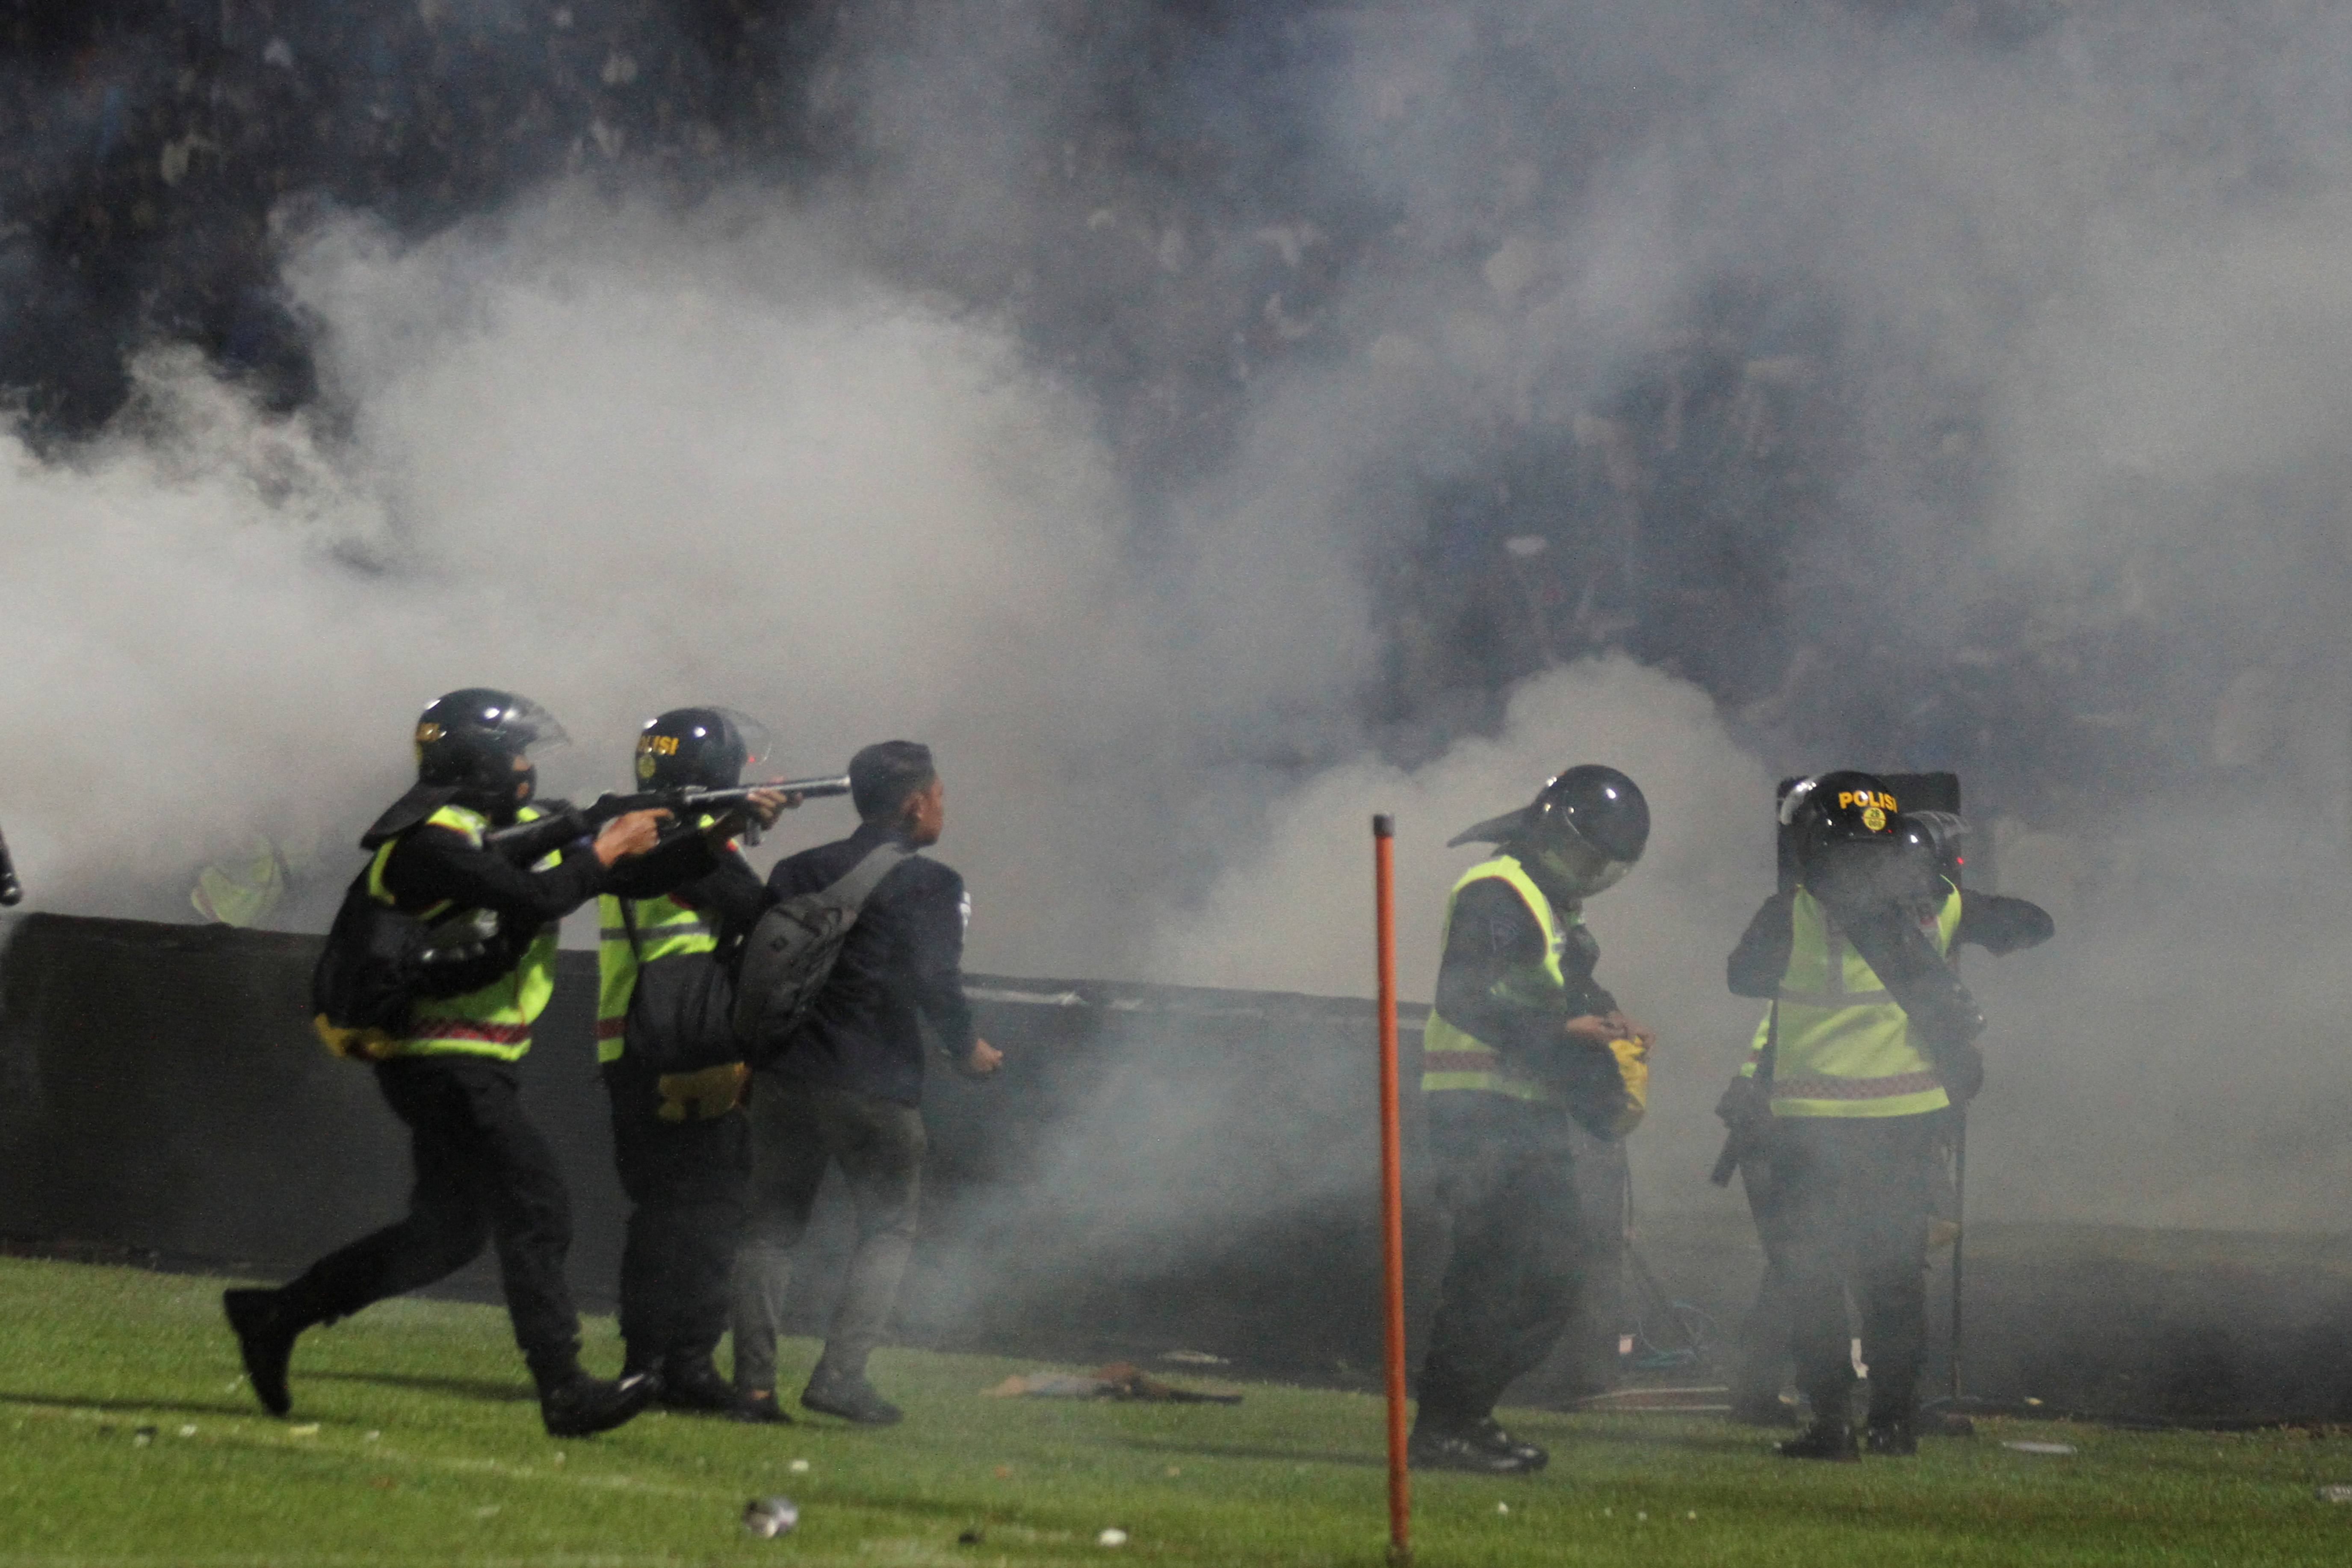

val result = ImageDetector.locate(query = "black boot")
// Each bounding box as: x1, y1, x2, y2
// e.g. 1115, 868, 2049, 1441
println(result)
1777, 1418, 1859, 1461
539, 1371, 657, 1438
657, 1354, 740, 1414
1408, 1423, 1541, 1474
801, 1364, 903, 1426
1466, 1418, 1548, 1470
223, 1288, 302, 1417
732, 1388, 796, 1425
1864, 1418, 1918, 1456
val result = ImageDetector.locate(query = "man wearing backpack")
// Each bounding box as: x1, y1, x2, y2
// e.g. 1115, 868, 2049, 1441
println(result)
224, 689, 723, 1438
730, 740, 1000, 1426
594, 707, 793, 1417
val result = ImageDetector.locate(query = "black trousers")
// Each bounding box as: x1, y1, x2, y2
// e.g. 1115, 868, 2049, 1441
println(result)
1413, 1093, 1584, 1432
281, 1055, 581, 1385
603, 1056, 750, 1373
731, 1074, 925, 1393
1773, 1113, 1940, 1426
1729, 1145, 1800, 1409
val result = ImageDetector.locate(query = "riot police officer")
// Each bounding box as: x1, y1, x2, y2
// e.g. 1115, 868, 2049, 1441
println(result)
1409, 765, 1657, 1474
1723, 771, 2051, 1459
225, 690, 717, 1438
593, 708, 789, 1417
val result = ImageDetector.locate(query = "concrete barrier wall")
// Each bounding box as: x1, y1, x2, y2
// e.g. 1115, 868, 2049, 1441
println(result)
5, 912, 2351, 1422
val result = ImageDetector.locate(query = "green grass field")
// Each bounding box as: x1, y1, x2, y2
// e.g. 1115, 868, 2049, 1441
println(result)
1, 1258, 2348, 1566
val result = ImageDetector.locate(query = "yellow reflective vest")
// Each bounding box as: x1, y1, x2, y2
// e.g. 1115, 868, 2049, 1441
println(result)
1421, 854, 1648, 1133
372, 803, 559, 1063
1742, 881, 1964, 1118
594, 889, 720, 1064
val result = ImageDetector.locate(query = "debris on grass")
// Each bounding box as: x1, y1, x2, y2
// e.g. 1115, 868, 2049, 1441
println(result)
133, 1426, 156, 1447
289, 1423, 319, 1436
958, 1527, 985, 1544
2316, 1485, 2352, 1503
1159, 1350, 1227, 1366
177, 1424, 197, 1438
1495, 1502, 1510, 1515
742, 1497, 799, 1538
789, 1458, 810, 1474
2003, 1441, 2077, 1456
1097, 1527, 1129, 1547
985, 1362, 1241, 1404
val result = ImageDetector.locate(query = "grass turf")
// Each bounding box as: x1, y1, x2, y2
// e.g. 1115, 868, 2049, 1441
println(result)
0, 1258, 2348, 1565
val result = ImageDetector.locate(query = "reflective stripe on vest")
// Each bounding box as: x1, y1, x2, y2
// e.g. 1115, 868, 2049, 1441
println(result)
1420, 854, 1571, 1104
1749, 882, 1963, 1119
389, 803, 559, 1063
595, 891, 721, 1065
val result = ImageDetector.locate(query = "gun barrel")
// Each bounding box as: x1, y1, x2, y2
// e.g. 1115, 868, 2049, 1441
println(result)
768, 774, 851, 798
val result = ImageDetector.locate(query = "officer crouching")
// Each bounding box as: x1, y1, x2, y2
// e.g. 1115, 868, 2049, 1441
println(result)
1410, 765, 1658, 1474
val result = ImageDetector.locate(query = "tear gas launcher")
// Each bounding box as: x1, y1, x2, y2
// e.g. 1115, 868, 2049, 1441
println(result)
483, 774, 852, 860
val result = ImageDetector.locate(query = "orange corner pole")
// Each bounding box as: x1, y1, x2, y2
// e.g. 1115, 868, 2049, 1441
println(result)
1372, 814, 1411, 1565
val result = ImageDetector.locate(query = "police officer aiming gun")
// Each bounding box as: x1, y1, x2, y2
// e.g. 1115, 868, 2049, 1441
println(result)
226, 689, 740, 1438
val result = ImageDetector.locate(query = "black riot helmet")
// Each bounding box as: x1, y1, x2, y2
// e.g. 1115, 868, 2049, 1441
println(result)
1899, 809, 1968, 884
414, 688, 567, 818
634, 707, 770, 791
1450, 764, 1651, 898
1781, 769, 1909, 904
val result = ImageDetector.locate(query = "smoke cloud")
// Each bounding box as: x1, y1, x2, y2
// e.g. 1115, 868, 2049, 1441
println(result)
8, 2, 2352, 1243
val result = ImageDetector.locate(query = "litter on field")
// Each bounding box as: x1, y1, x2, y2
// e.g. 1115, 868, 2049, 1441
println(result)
985, 1362, 1242, 1404
788, 1458, 810, 1473
2003, 1441, 2077, 1456
1097, 1527, 1129, 1547
742, 1497, 798, 1538
2316, 1485, 2352, 1503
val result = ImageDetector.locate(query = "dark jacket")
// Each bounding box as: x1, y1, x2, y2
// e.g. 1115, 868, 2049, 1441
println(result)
1726, 886, 2054, 999
762, 820, 977, 1108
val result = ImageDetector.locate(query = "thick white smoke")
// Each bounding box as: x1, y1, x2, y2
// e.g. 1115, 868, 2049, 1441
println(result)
1, 195, 1224, 975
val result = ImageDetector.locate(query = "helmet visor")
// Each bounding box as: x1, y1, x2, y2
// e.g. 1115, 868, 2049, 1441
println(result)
710, 708, 772, 771
469, 694, 568, 754
1535, 833, 1638, 898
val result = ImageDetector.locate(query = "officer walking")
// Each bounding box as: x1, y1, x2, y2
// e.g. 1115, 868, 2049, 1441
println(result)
1409, 765, 1657, 1474
1725, 772, 2051, 1459
593, 708, 791, 1416
224, 690, 718, 1438
730, 741, 1001, 1427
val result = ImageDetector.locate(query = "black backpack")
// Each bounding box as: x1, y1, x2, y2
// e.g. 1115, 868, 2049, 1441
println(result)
730, 842, 909, 1066
310, 877, 516, 1057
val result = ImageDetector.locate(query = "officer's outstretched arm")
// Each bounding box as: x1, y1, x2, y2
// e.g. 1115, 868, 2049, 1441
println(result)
1954, 891, 2054, 956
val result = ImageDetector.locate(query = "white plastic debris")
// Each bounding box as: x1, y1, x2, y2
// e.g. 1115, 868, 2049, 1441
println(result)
2002, 1441, 2077, 1456
742, 1497, 799, 1538
1495, 1502, 1510, 1515
177, 1425, 197, 1438
2315, 1485, 2352, 1503
788, 1458, 810, 1474
1097, 1528, 1129, 1547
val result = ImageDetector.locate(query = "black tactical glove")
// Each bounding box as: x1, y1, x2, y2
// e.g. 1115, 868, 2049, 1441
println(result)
1934, 1038, 1986, 1104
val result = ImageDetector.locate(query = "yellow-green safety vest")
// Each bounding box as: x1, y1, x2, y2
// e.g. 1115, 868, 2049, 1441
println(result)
1741, 881, 1964, 1118
594, 887, 721, 1065
1419, 855, 1649, 1136
371, 803, 560, 1063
